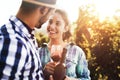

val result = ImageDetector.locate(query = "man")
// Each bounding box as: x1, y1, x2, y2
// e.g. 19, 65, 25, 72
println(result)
0, 0, 57, 80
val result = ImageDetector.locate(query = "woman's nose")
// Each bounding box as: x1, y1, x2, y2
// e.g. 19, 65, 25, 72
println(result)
49, 23, 56, 29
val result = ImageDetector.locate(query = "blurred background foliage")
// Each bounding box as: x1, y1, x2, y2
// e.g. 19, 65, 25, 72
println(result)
35, 4, 120, 80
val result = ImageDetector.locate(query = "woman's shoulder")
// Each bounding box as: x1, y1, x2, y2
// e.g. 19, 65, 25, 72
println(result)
67, 43, 87, 61
67, 43, 83, 51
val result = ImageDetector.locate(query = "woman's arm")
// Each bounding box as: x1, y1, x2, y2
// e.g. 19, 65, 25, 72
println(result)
75, 46, 91, 80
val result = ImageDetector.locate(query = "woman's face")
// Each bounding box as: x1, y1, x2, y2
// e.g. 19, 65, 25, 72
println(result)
47, 12, 66, 39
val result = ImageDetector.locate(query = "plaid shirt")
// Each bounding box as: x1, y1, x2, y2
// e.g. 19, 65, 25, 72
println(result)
39, 44, 91, 80
0, 16, 43, 80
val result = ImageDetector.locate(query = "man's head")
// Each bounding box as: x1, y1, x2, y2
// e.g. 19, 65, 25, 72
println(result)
17, 0, 57, 29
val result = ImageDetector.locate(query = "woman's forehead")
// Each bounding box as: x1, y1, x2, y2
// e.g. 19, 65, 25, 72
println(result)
49, 13, 64, 21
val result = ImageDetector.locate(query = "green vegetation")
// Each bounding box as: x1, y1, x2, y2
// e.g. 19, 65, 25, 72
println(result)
74, 5, 120, 80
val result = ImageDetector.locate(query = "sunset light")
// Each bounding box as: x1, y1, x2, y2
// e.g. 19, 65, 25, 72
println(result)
56, 0, 80, 23
0, 0, 120, 25
57, 0, 120, 22
93, 0, 120, 21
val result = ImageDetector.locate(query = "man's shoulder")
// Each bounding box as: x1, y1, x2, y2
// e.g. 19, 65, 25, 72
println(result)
0, 22, 13, 35
0, 22, 25, 44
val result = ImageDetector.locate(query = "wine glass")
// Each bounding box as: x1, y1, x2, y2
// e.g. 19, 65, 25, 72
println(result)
50, 45, 63, 64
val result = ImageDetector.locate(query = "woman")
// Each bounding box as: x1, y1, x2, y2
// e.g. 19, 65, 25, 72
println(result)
39, 9, 90, 80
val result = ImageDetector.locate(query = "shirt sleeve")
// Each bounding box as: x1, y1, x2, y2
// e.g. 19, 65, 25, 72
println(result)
0, 32, 28, 79
76, 46, 91, 80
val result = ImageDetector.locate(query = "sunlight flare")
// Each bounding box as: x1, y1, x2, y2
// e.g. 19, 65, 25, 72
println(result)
93, 0, 120, 21
57, 0, 120, 22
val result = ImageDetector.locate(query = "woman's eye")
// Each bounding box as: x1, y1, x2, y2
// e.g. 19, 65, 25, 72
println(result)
56, 22, 60, 26
49, 20, 52, 24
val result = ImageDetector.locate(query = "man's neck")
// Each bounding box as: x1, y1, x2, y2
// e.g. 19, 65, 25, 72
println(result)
18, 18, 33, 34
16, 12, 35, 30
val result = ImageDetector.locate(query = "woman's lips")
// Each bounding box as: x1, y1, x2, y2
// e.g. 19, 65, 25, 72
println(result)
49, 30, 57, 34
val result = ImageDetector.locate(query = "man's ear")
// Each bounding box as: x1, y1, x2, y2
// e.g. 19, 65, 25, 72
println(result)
40, 7, 49, 15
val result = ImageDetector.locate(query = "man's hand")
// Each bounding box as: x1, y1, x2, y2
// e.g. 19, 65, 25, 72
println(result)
43, 62, 56, 75
64, 76, 79, 80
